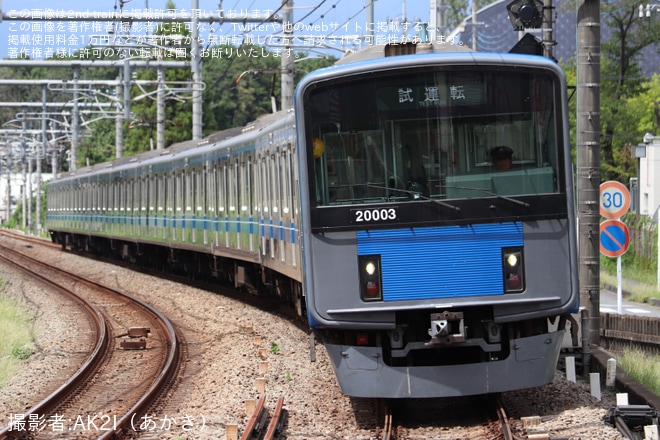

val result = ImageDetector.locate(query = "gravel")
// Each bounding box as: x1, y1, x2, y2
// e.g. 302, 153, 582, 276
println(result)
0, 236, 628, 439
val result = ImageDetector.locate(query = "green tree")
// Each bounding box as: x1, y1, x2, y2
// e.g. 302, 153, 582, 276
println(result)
600, 0, 660, 182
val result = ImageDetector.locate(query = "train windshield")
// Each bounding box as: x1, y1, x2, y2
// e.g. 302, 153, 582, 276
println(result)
304, 66, 563, 206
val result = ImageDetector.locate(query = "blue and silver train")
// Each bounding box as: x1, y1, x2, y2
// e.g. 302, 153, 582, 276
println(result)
46, 42, 578, 398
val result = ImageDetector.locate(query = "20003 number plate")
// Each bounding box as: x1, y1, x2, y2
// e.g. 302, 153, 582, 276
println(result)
352, 207, 398, 223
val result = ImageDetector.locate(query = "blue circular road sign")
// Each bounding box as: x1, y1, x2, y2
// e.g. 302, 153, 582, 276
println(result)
600, 219, 630, 258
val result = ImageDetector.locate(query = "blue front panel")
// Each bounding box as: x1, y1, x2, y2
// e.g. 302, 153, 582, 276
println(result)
357, 223, 523, 301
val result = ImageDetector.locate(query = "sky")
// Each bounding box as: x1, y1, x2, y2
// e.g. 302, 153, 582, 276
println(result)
0, 0, 432, 60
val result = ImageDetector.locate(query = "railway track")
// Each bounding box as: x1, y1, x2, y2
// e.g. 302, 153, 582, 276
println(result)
0, 237, 185, 439
386, 395, 517, 439
1, 230, 643, 438
239, 396, 286, 440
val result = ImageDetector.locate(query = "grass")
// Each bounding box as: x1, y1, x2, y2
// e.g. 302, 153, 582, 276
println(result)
617, 349, 660, 397
599, 265, 660, 397
0, 279, 35, 388
600, 256, 660, 303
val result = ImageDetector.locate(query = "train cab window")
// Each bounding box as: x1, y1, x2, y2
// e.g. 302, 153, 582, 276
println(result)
303, 67, 563, 206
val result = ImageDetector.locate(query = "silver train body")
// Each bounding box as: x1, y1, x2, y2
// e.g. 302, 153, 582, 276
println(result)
47, 43, 578, 398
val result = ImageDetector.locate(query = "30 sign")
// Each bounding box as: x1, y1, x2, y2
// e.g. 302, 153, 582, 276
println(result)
600, 181, 631, 219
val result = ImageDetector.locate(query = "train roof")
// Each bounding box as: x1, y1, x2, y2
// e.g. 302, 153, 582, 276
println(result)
54, 110, 293, 181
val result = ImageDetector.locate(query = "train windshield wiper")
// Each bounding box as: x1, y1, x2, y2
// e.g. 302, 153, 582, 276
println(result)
365, 184, 461, 212
443, 185, 530, 208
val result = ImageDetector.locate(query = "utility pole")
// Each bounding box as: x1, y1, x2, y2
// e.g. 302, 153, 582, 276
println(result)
366, 0, 374, 45
576, 0, 601, 362
543, 0, 555, 59
191, 0, 202, 139
281, 0, 294, 111
71, 65, 80, 171
430, 0, 447, 43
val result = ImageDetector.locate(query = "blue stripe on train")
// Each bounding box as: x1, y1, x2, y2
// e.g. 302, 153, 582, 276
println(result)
357, 222, 523, 301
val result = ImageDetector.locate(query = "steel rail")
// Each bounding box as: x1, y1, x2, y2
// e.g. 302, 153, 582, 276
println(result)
0, 238, 181, 440
263, 397, 286, 440
241, 396, 267, 440
0, 246, 109, 439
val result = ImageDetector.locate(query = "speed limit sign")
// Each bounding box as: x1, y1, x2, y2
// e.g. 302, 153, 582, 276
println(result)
600, 181, 631, 219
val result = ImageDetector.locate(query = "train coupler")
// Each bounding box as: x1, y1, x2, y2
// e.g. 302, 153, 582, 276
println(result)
427, 311, 466, 345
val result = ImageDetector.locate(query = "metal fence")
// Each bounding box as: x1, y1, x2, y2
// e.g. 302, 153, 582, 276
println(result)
599, 313, 660, 355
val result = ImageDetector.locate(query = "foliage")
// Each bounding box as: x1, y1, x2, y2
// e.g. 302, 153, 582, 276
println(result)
617, 349, 660, 396
0, 293, 35, 387
270, 342, 280, 355
5, 185, 48, 235
599, 0, 660, 182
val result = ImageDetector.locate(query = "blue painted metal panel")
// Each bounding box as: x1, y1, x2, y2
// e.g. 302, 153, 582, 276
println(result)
357, 223, 523, 301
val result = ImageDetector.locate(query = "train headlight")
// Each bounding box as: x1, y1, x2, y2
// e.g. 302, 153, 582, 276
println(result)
502, 248, 525, 293
359, 255, 382, 301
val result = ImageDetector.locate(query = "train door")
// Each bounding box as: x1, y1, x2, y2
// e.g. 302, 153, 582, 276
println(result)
90, 180, 97, 232
168, 171, 176, 241
185, 168, 194, 244
243, 156, 255, 253
204, 161, 214, 246
236, 154, 249, 249
131, 174, 139, 237
81, 181, 87, 232
147, 168, 156, 238
157, 173, 166, 240
218, 161, 228, 248
276, 148, 286, 263
282, 144, 295, 266
178, 170, 186, 242
266, 153, 275, 260
111, 175, 118, 235
228, 159, 239, 249
258, 154, 267, 258
73, 181, 80, 230
136, 172, 144, 237
208, 162, 219, 246
88, 179, 95, 232
100, 177, 106, 233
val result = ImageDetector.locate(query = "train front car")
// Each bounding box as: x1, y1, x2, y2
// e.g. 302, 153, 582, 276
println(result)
295, 48, 578, 398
